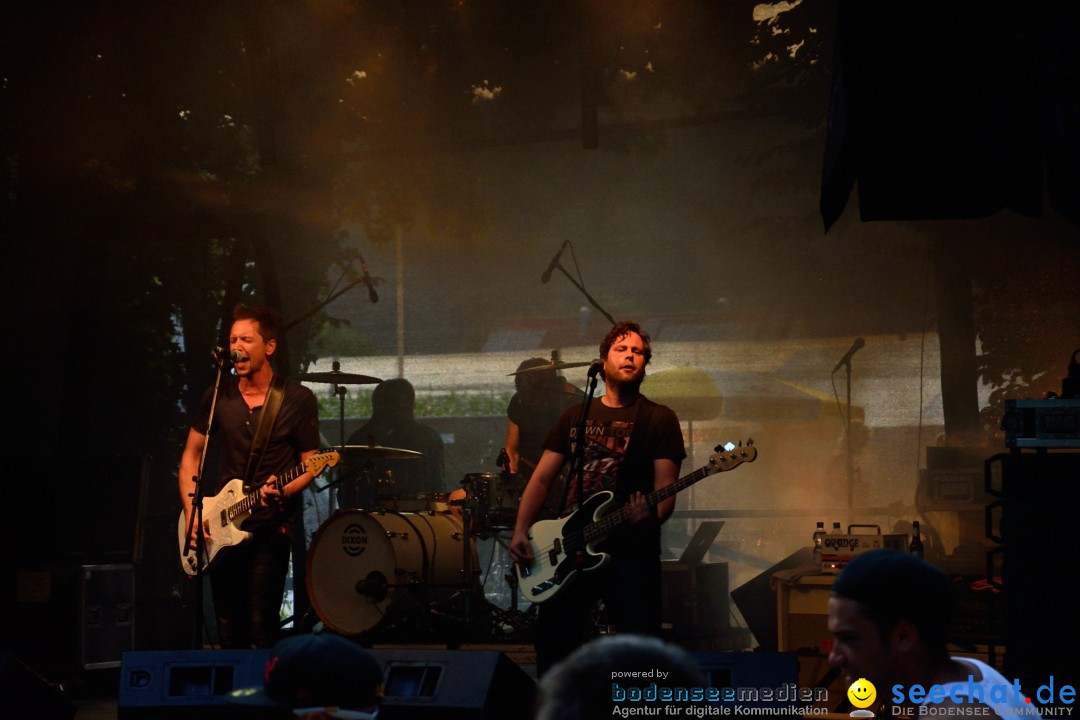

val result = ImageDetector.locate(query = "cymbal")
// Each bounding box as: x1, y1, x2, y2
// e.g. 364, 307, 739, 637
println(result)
509, 360, 593, 376
341, 444, 423, 459
299, 370, 382, 385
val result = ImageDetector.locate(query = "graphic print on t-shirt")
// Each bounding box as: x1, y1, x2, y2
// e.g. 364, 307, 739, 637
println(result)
563, 418, 634, 510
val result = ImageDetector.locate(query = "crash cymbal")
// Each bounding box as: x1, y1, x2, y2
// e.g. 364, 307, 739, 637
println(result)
509, 360, 593, 376
299, 370, 382, 384
341, 444, 423, 459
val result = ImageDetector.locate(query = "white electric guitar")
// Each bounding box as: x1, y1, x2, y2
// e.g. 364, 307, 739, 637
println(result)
178, 450, 340, 576
515, 441, 757, 603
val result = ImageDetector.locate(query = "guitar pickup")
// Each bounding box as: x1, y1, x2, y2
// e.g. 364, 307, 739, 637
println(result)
548, 538, 562, 565
531, 579, 555, 596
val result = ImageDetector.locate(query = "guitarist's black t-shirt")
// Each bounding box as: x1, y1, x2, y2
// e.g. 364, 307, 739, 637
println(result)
543, 394, 685, 553
192, 375, 320, 531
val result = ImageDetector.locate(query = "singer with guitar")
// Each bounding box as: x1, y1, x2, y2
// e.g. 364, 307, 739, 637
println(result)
178, 304, 320, 649
508, 321, 686, 676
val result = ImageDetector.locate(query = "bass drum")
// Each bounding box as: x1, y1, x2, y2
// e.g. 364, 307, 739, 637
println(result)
306, 510, 477, 636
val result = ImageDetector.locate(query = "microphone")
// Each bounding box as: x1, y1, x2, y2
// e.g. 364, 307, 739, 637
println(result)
355, 573, 388, 602
587, 359, 604, 379
832, 338, 865, 373
215, 347, 248, 364
540, 240, 568, 284
358, 253, 379, 303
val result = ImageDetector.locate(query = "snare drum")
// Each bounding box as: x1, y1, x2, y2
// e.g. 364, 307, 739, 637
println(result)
306, 510, 477, 635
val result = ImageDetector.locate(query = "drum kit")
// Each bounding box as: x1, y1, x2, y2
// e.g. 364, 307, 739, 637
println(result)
295, 358, 589, 641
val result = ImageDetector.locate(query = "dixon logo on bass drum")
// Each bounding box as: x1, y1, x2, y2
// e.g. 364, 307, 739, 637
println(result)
341, 523, 368, 557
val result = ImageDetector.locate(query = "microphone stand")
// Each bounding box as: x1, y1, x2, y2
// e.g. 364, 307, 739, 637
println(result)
568, 369, 602, 568
549, 263, 616, 325
183, 350, 229, 649
838, 358, 855, 510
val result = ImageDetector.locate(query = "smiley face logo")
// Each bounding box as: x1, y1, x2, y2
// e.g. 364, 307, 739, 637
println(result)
847, 678, 877, 709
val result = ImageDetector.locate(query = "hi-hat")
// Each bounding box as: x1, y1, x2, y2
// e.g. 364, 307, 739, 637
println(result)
509, 360, 592, 376
299, 370, 382, 384
341, 444, 423, 459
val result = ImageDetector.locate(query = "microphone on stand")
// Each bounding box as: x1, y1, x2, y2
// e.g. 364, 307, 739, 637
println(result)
358, 253, 379, 303
587, 359, 604, 379
540, 240, 569, 284
832, 338, 865, 374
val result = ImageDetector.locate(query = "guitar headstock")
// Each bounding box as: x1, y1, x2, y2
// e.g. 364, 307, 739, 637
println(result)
307, 450, 341, 476
708, 439, 757, 472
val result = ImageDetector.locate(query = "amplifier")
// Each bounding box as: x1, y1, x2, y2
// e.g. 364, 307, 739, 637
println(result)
820, 525, 908, 574
1003, 399, 1080, 448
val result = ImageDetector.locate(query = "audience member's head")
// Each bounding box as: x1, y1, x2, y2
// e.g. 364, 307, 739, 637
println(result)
229, 632, 383, 719
535, 634, 706, 720
828, 549, 956, 690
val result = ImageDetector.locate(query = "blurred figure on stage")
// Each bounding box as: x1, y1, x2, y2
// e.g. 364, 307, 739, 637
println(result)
340, 378, 445, 508
504, 357, 582, 520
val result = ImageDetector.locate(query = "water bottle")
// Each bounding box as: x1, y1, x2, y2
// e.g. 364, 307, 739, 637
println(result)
812, 521, 826, 567
910, 520, 924, 559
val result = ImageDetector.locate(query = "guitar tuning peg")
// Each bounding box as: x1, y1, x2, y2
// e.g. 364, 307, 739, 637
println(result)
747, 438, 754, 446
738, 440, 743, 447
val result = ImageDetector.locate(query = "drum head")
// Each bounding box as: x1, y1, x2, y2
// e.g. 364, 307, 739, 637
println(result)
306, 510, 414, 635
306, 510, 476, 636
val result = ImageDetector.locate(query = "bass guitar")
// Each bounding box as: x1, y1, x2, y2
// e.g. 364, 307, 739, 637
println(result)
514, 441, 756, 603
178, 450, 340, 576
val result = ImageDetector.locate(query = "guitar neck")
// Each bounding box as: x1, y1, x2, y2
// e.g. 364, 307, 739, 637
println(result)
229, 462, 307, 521
582, 462, 716, 543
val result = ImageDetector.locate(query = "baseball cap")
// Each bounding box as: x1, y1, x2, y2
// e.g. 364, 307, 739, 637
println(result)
229, 633, 384, 718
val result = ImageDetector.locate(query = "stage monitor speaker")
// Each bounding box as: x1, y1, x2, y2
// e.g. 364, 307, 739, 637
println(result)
1, 653, 76, 720
117, 649, 270, 719
730, 547, 811, 652
373, 648, 536, 720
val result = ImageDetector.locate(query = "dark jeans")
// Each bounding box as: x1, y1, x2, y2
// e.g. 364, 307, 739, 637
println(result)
209, 528, 292, 649
533, 548, 662, 676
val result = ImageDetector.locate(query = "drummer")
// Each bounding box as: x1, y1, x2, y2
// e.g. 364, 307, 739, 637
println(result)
340, 378, 445, 508
504, 358, 582, 519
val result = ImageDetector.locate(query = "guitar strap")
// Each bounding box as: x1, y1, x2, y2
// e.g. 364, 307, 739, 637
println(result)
243, 374, 287, 489
620, 397, 657, 495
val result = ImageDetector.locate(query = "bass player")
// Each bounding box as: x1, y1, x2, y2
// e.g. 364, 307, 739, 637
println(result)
508, 321, 686, 675
178, 304, 320, 649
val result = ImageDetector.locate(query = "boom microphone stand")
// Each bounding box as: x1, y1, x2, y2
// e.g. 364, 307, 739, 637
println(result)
539, 241, 616, 325
183, 347, 231, 648
831, 338, 864, 510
